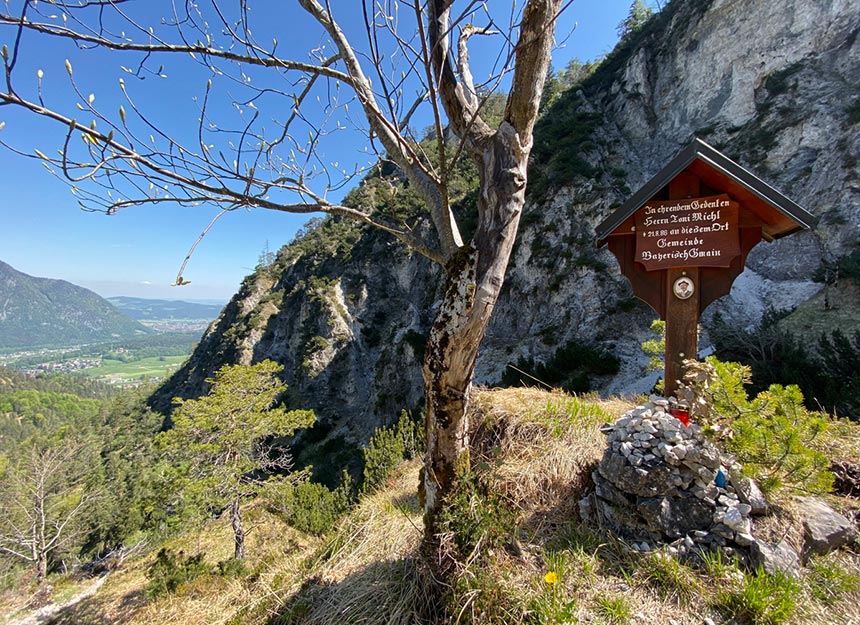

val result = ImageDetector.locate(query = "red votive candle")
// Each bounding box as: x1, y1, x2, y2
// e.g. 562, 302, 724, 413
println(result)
668, 408, 689, 427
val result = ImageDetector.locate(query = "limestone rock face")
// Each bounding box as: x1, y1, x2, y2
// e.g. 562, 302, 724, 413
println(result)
155, 0, 860, 446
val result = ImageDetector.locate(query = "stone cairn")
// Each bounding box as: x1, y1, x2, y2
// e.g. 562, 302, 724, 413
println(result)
580, 396, 768, 560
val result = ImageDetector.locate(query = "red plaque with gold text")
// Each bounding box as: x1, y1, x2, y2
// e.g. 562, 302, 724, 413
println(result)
634, 194, 740, 271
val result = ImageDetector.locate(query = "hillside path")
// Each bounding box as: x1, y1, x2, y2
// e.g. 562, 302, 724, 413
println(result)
4, 575, 108, 625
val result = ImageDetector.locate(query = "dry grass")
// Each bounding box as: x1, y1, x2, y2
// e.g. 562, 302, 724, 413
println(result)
272, 460, 437, 625
27, 504, 321, 625
470, 387, 614, 515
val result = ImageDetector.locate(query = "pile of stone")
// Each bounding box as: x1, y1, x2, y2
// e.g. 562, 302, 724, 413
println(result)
579, 396, 767, 559
580, 396, 859, 575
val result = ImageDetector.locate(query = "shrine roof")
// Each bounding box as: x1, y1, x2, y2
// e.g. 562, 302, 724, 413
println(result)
595, 138, 815, 245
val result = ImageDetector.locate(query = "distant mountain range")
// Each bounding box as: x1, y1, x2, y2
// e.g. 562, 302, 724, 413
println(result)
0, 261, 151, 350
107, 296, 224, 322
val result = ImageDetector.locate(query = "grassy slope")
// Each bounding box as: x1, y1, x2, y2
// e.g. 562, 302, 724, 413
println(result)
2, 388, 859, 625
779, 279, 860, 341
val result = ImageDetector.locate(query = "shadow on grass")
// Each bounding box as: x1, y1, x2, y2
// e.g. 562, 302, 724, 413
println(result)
267, 556, 440, 625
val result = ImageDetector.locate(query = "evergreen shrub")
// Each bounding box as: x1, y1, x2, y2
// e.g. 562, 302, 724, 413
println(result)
361, 410, 425, 493
711, 311, 860, 419
680, 357, 834, 495
501, 340, 620, 393
266, 473, 351, 536
145, 548, 208, 598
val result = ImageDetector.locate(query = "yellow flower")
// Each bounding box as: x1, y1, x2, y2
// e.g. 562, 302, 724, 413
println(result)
544, 571, 558, 585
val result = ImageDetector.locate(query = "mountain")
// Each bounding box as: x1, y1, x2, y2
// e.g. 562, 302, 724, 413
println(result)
107, 297, 225, 322
0, 261, 151, 350
153, 0, 860, 443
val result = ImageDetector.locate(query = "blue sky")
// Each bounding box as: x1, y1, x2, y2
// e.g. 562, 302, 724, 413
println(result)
0, 1, 632, 302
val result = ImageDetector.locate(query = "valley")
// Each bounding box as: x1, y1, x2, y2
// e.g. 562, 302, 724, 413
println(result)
0, 275, 224, 384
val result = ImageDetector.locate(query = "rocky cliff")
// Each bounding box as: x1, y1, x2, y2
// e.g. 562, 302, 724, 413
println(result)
152, 0, 860, 450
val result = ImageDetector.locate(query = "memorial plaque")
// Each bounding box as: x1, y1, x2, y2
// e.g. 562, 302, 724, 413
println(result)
596, 139, 814, 398
635, 194, 740, 271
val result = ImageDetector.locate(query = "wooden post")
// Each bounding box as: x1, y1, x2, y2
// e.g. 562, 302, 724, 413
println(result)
664, 267, 699, 396
663, 172, 700, 397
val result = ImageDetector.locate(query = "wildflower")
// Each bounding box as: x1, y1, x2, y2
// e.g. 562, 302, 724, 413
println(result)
544, 571, 558, 585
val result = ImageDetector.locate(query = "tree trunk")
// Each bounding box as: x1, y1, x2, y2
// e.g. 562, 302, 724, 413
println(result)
36, 480, 47, 584
36, 552, 47, 584
421, 122, 528, 533
230, 497, 245, 560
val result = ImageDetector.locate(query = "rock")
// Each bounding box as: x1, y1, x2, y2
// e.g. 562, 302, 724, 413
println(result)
722, 506, 751, 533
711, 524, 735, 540
638, 493, 713, 538
594, 479, 632, 508
750, 539, 800, 578
797, 497, 858, 558
578, 496, 594, 524
598, 450, 678, 497
729, 473, 770, 515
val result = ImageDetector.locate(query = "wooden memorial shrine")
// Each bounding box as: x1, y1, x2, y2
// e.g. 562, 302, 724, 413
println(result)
596, 138, 815, 397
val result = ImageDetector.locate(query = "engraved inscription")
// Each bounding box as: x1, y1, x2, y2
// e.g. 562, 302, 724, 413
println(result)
635, 194, 741, 271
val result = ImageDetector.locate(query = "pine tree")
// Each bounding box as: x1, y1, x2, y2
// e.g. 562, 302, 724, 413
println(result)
157, 361, 314, 559
617, 0, 654, 39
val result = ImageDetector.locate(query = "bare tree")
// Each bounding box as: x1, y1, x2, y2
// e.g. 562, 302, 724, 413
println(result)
0, 0, 566, 536
0, 440, 98, 583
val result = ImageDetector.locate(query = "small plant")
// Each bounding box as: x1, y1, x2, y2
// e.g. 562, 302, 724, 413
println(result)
217, 557, 249, 578
698, 549, 742, 581
145, 548, 208, 598
438, 470, 518, 559
641, 319, 666, 393
713, 567, 798, 625
528, 551, 577, 624
595, 594, 631, 624
641, 551, 699, 603
806, 556, 860, 604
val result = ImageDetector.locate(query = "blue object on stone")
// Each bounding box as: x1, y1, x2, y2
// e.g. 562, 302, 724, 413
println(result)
715, 468, 726, 488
